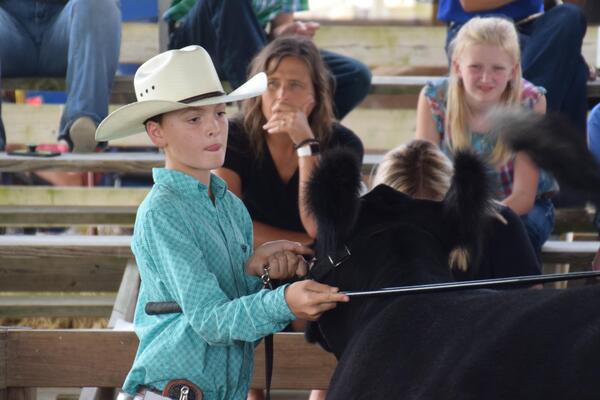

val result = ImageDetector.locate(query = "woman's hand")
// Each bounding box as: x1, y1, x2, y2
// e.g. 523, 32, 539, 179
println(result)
246, 240, 313, 280
272, 20, 320, 39
285, 280, 350, 320
262, 99, 315, 145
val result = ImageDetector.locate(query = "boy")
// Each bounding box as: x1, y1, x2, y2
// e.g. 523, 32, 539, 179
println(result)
96, 45, 348, 400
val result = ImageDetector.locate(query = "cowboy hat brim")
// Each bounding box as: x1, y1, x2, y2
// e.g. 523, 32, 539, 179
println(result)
95, 72, 267, 141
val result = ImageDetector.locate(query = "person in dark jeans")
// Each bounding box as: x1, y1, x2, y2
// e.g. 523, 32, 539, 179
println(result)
165, 0, 372, 120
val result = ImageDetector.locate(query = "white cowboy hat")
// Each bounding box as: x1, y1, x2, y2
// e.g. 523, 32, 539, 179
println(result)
96, 45, 266, 141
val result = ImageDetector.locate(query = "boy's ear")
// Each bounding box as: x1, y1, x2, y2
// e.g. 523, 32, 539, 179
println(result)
145, 121, 167, 148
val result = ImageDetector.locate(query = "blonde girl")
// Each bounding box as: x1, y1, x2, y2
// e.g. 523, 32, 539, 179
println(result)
416, 16, 557, 255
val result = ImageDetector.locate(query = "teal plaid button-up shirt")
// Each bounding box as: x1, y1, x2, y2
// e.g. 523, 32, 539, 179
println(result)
123, 168, 295, 400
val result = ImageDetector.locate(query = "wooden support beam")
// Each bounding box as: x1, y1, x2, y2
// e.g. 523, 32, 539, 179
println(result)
1, 330, 335, 390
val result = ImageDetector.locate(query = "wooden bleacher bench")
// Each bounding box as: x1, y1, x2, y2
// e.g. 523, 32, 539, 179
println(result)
0, 330, 335, 399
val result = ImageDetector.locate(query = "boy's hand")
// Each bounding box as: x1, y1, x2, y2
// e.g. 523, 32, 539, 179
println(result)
246, 240, 313, 279
285, 280, 350, 320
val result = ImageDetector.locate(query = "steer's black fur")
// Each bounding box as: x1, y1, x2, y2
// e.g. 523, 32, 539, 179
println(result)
305, 111, 600, 400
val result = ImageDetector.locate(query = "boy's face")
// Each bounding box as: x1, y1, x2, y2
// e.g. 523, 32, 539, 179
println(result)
147, 104, 228, 182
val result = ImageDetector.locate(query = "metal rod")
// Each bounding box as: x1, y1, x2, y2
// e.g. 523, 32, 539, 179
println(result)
144, 270, 600, 314
145, 301, 182, 315
344, 270, 600, 297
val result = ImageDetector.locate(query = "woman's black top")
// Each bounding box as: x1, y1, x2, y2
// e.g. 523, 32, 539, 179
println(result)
223, 120, 364, 232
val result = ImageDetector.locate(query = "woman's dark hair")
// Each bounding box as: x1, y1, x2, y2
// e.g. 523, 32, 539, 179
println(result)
240, 36, 335, 160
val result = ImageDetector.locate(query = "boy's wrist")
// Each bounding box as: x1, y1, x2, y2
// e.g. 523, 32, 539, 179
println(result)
245, 257, 265, 276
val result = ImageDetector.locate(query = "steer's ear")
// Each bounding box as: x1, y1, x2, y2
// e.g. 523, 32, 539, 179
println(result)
443, 150, 494, 272
306, 147, 362, 258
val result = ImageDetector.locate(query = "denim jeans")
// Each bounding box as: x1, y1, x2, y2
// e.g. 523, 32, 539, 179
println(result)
587, 103, 600, 163
0, 0, 121, 149
169, 0, 371, 120
520, 197, 555, 257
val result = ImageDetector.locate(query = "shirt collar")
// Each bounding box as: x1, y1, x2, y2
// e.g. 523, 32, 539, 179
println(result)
152, 168, 228, 200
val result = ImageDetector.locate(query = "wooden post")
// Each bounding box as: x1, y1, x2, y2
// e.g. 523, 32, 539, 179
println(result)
108, 259, 140, 326
1, 329, 35, 400
79, 260, 140, 400
1, 328, 6, 400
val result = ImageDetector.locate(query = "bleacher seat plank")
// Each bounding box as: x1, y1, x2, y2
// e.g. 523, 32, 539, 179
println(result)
0, 186, 147, 226
0, 256, 126, 293
0, 186, 148, 204
0, 235, 132, 259
0, 294, 115, 318
0, 152, 385, 173
0, 152, 161, 172
0, 330, 335, 389
0, 206, 138, 226
541, 240, 599, 264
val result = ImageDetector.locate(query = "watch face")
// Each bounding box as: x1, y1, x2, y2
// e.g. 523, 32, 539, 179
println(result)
297, 142, 321, 157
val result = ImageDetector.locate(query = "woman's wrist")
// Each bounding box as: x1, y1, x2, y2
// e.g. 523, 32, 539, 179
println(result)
293, 138, 319, 150
295, 138, 320, 157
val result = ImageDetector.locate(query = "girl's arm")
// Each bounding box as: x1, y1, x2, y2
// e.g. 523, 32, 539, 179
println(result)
416, 88, 441, 146
502, 152, 539, 215
459, 0, 517, 12
214, 167, 314, 247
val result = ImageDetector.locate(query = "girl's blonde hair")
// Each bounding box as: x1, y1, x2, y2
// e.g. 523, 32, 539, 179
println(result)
447, 17, 522, 165
372, 140, 453, 201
